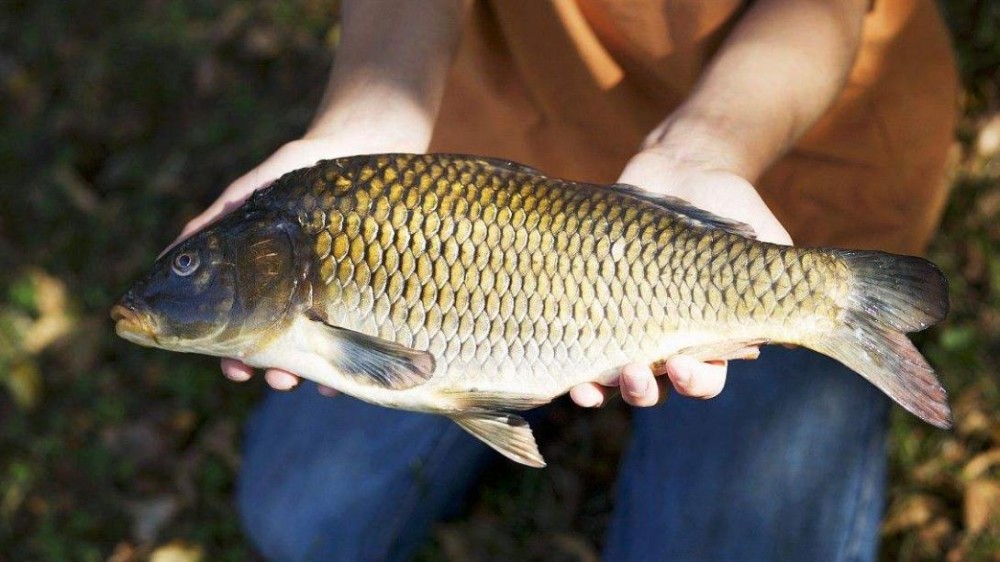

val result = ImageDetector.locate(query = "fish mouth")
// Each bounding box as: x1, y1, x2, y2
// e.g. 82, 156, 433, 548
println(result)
110, 301, 158, 346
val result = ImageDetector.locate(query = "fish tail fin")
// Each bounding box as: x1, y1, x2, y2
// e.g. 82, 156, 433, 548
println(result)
808, 250, 951, 428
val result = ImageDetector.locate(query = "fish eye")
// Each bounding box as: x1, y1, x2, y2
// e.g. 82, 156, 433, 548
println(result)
171, 252, 200, 276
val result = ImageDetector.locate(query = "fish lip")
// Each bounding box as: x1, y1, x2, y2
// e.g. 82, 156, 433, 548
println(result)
110, 301, 158, 346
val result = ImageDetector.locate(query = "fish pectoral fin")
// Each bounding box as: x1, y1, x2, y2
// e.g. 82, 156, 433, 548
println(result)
450, 412, 546, 468
672, 339, 770, 363
307, 313, 435, 390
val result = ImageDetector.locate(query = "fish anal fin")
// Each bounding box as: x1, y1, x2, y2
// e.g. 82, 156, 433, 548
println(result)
607, 183, 757, 239
671, 339, 770, 364
451, 412, 546, 468
306, 312, 435, 391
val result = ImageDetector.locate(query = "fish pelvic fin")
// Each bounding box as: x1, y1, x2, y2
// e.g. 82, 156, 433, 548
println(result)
450, 412, 546, 468
810, 250, 951, 428
439, 389, 553, 412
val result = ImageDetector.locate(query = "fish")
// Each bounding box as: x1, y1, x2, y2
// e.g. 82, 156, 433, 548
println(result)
112, 153, 951, 467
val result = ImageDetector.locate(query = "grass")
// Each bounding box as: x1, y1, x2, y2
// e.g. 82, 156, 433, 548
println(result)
1, 1, 998, 560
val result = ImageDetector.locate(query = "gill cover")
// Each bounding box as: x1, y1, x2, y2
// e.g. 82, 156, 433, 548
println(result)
226, 213, 308, 337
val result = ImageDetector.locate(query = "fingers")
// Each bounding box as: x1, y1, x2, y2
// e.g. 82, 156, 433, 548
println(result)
264, 369, 301, 391
220, 359, 316, 393
221, 358, 254, 382
570, 383, 609, 408
664, 355, 728, 399
317, 384, 339, 397
571, 353, 729, 410
620, 362, 664, 407
569, 369, 664, 408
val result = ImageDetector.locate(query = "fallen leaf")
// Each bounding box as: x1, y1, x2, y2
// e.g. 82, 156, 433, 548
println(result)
976, 113, 1000, 159
107, 542, 137, 562
5, 358, 41, 410
149, 540, 204, 562
21, 269, 74, 354
957, 409, 992, 440
917, 516, 955, 557
963, 449, 1000, 480
942, 438, 970, 465
964, 478, 1000, 534
884, 494, 943, 534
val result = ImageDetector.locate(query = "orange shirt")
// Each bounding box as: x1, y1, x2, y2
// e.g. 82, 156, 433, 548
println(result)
428, 0, 957, 255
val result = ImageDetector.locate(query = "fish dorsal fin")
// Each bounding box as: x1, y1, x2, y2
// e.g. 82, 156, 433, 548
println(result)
607, 183, 757, 239
450, 412, 546, 468
306, 309, 435, 390
473, 156, 544, 176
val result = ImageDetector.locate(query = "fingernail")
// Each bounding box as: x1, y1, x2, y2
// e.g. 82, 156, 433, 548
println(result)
672, 368, 690, 387
623, 373, 649, 398
277, 379, 301, 392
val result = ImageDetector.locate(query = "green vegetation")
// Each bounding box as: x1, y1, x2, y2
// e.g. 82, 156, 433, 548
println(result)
1, 1, 997, 560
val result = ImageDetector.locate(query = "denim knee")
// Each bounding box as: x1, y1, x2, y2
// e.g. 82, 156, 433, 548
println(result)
237, 387, 490, 561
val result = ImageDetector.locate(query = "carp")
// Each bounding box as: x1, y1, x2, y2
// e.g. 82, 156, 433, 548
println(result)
112, 154, 951, 467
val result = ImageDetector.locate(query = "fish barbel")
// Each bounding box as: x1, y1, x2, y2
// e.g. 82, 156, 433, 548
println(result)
112, 154, 951, 466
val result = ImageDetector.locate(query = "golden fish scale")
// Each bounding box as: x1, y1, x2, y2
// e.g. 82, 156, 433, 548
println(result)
270, 154, 847, 391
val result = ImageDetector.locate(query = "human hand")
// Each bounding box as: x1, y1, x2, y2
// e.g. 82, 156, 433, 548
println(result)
569, 149, 792, 409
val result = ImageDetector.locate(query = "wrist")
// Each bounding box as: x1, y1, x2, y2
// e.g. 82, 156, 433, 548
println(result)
304, 63, 439, 154
303, 97, 435, 155
639, 106, 771, 182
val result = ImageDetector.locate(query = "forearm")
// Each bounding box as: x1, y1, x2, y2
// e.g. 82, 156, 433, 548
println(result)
643, 0, 868, 181
305, 0, 472, 151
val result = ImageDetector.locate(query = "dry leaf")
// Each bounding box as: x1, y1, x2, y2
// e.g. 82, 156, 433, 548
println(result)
964, 479, 1000, 534
942, 439, 970, 465
884, 495, 943, 534
21, 269, 74, 354
107, 542, 137, 562
958, 409, 992, 440
963, 449, 1000, 480
976, 113, 1000, 159
914, 458, 947, 486
917, 517, 955, 556
149, 540, 204, 562
6, 359, 41, 410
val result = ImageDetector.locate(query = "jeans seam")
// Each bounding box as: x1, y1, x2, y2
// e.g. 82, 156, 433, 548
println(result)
367, 422, 466, 562
838, 410, 885, 562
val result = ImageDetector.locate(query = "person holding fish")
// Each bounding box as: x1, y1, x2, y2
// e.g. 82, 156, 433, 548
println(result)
159, 0, 957, 560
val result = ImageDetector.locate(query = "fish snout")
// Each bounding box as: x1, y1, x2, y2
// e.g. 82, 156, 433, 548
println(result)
111, 292, 156, 343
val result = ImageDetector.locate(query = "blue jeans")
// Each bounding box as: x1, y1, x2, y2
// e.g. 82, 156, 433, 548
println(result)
237, 347, 890, 561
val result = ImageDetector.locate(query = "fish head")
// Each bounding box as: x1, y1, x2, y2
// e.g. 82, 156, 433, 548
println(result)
112, 212, 308, 356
